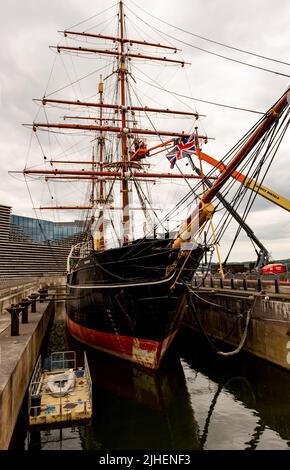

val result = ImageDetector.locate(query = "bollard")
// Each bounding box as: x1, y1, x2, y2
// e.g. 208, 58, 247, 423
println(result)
231, 278, 235, 290
210, 276, 214, 288
202, 277, 205, 287
43, 287, 48, 298
219, 277, 224, 289
38, 288, 46, 303
257, 278, 262, 292
243, 277, 247, 291
194, 277, 197, 287
6, 304, 22, 336
29, 293, 39, 313
19, 298, 31, 324
274, 277, 280, 294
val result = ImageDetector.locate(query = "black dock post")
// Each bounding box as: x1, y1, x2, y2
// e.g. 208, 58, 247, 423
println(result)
20, 298, 31, 324
38, 288, 47, 303
257, 277, 262, 292
231, 278, 235, 290
7, 304, 22, 336
29, 293, 39, 312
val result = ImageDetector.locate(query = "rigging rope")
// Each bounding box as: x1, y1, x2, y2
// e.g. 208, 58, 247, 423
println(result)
65, 2, 118, 31
216, 110, 290, 264
132, 72, 264, 115
127, 0, 290, 67
126, 2, 290, 78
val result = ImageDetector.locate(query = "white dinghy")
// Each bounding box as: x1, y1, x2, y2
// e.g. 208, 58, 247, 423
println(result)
44, 368, 76, 397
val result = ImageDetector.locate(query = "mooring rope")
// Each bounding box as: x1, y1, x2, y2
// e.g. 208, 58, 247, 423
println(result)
185, 285, 256, 357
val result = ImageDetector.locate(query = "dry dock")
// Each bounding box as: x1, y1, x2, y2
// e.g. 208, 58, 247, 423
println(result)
183, 279, 290, 370
0, 296, 54, 449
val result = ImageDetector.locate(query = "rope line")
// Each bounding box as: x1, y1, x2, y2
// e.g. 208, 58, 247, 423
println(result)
186, 284, 255, 357
127, 0, 290, 70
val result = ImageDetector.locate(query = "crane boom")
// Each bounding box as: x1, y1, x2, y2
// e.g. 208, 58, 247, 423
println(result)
172, 87, 289, 249
189, 160, 269, 271
197, 150, 290, 212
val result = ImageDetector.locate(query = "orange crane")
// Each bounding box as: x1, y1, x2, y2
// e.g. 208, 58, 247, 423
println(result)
192, 149, 290, 212
144, 137, 290, 212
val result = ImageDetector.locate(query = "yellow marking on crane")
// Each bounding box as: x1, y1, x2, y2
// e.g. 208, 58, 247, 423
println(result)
198, 151, 290, 213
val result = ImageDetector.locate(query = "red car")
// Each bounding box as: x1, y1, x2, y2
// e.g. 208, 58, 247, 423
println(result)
260, 263, 285, 275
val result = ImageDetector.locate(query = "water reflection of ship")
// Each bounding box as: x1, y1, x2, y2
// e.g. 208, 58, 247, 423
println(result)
177, 328, 290, 448
87, 349, 179, 410
81, 350, 201, 450
27, 320, 290, 450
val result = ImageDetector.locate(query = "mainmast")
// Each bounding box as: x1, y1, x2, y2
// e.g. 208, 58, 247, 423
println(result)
119, 0, 130, 244
24, 0, 211, 247
94, 77, 105, 250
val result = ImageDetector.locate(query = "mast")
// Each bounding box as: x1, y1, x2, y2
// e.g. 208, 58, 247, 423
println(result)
23, 0, 211, 249
119, 0, 130, 245
95, 77, 105, 250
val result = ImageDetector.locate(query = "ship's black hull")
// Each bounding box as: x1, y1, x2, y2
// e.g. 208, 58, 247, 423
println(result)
66, 238, 203, 368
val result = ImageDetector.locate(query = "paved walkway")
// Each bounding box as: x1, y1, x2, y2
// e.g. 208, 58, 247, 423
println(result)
0, 312, 10, 335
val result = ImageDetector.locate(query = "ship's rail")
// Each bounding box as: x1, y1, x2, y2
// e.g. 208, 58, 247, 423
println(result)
67, 240, 93, 271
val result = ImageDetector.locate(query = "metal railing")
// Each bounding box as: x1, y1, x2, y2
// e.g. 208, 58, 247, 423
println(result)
192, 273, 290, 295
28, 351, 92, 420
51, 351, 76, 371
84, 351, 92, 408
28, 355, 43, 414
67, 240, 93, 272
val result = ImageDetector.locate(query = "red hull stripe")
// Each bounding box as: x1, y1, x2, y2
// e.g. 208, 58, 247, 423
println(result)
66, 316, 177, 369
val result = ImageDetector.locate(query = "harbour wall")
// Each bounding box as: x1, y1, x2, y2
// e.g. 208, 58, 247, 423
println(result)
183, 287, 290, 370
0, 301, 54, 449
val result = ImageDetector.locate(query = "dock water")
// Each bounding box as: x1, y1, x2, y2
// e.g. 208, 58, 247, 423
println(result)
10, 318, 290, 450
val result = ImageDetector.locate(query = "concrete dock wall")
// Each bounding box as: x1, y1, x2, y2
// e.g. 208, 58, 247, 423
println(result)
0, 301, 54, 449
0, 276, 65, 315
183, 288, 290, 370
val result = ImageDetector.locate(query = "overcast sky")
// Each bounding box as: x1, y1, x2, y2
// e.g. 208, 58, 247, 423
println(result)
0, 0, 289, 261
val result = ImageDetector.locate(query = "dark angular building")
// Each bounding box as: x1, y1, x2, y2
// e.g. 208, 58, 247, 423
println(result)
0, 204, 84, 279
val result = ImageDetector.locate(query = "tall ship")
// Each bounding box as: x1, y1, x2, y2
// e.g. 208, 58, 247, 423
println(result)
22, 1, 289, 368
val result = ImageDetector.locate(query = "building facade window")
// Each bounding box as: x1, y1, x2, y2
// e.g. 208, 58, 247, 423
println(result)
10, 214, 84, 245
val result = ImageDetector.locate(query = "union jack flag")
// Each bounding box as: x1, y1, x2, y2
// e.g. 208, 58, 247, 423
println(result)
166, 134, 197, 169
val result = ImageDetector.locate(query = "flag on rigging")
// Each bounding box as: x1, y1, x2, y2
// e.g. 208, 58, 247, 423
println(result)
166, 134, 197, 169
